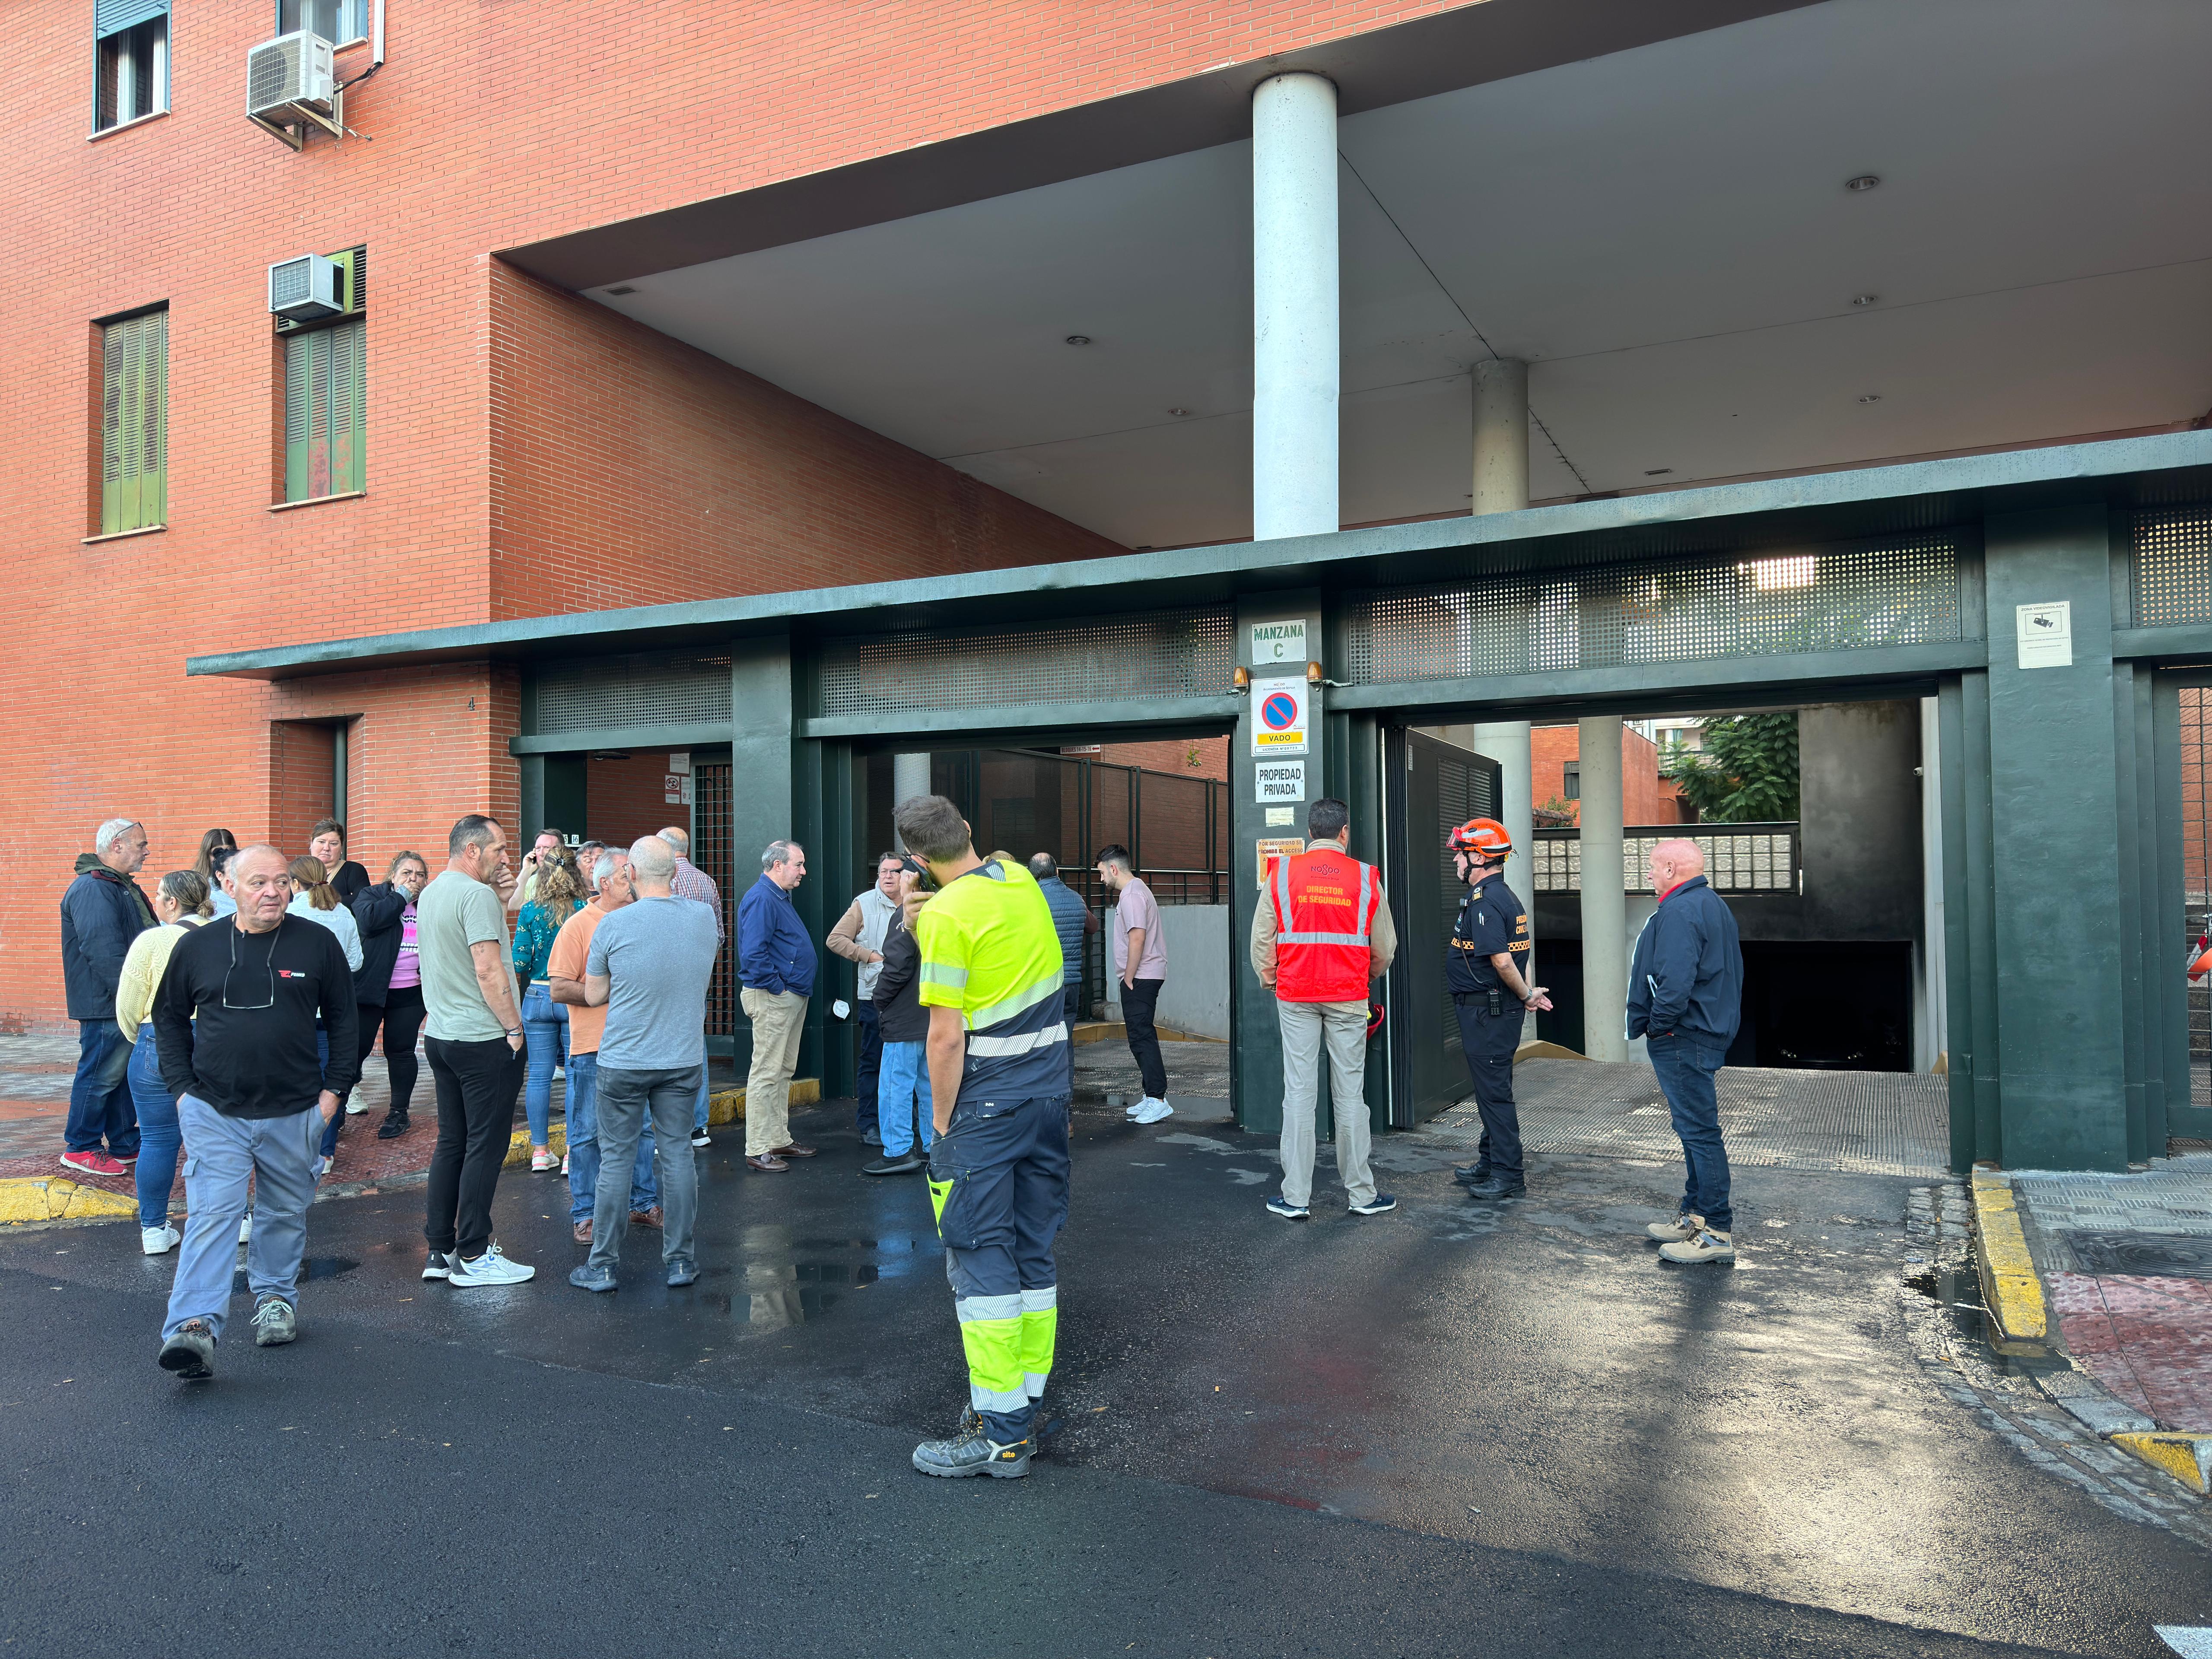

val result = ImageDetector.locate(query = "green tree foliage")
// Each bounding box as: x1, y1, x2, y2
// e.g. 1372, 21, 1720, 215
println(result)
1662, 712, 1800, 823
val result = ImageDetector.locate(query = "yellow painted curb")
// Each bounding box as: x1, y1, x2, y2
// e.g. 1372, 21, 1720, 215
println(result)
2112, 1432, 2212, 1494
1970, 1175, 2047, 1341
0, 1176, 141, 1225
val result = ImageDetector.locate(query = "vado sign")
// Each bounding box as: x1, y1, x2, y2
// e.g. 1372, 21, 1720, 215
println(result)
1250, 676, 1308, 756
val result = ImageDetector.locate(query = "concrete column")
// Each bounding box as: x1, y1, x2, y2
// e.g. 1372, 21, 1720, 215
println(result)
1576, 716, 1627, 1062
1472, 358, 1529, 515
891, 752, 931, 850
1251, 71, 1338, 542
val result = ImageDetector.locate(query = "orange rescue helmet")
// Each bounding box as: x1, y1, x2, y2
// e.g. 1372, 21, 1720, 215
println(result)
1447, 817, 1513, 861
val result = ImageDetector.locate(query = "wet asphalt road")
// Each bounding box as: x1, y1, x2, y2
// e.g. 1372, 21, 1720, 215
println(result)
1, 1097, 2206, 1658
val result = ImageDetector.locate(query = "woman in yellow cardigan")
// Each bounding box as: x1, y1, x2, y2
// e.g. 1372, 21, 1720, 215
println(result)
116, 870, 211, 1255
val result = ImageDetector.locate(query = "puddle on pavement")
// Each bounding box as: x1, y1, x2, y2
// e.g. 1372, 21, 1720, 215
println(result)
230, 1255, 357, 1294
697, 1234, 938, 1329
1902, 1250, 2030, 1377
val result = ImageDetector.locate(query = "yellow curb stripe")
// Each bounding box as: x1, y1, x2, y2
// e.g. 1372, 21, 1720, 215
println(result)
2112, 1432, 2212, 1494
0, 1176, 141, 1225
1970, 1178, 2047, 1340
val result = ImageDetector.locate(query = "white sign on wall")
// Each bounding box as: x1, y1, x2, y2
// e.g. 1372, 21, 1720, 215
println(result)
1249, 619, 1307, 666
1250, 677, 1309, 756
1255, 759, 1306, 804
2015, 601, 2072, 670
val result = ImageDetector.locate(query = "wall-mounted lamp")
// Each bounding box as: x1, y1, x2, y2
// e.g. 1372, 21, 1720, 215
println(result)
1306, 661, 1324, 687
1232, 665, 1251, 691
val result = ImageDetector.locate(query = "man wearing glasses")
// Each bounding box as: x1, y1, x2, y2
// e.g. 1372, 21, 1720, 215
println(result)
151, 845, 359, 1380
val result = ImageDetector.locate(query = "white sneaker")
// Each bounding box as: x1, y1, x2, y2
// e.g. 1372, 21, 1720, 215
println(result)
553, 1065, 565, 1080
314, 1155, 334, 1179
141, 1224, 180, 1255
238, 1213, 253, 1245
1131, 1097, 1174, 1125
1123, 1097, 1145, 1117
531, 1149, 558, 1173
448, 1243, 535, 1287
344, 1100, 369, 1116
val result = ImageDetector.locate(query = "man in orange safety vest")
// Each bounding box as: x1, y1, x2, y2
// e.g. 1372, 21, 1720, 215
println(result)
1248, 796, 1398, 1221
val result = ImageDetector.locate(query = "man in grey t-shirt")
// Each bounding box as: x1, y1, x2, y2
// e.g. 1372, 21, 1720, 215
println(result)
569, 835, 721, 1292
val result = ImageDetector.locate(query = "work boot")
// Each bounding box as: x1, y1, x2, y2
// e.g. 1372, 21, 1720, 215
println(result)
1659, 1226, 1736, 1264
1646, 1211, 1703, 1243
375, 1110, 410, 1140
912, 1417, 1032, 1479
1465, 1171, 1526, 1201
1452, 1160, 1491, 1188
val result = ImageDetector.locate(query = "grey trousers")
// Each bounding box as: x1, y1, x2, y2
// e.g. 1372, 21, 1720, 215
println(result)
164, 1096, 320, 1342
1275, 998, 1376, 1208
589, 1064, 702, 1271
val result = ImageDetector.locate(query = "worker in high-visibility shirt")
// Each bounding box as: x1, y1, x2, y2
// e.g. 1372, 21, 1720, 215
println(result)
1250, 796, 1398, 1220
896, 793, 1071, 1480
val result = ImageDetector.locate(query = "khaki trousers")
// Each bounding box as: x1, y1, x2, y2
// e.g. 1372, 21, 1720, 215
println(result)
1275, 998, 1376, 1209
740, 988, 807, 1155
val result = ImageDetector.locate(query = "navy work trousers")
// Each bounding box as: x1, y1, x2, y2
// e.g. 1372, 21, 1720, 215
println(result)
1454, 996, 1524, 1178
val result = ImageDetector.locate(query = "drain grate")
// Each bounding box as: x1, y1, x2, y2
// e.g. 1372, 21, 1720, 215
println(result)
2065, 1231, 2212, 1280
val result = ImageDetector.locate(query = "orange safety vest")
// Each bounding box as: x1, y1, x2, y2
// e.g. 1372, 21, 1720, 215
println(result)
1269, 847, 1382, 1004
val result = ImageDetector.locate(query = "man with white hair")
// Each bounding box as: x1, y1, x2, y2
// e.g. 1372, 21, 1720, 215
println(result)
660, 824, 724, 1148
150, 844, 359, 1379
1627, 837, 1745, 1265
60, 817, 155, 1176
568, 835, 721, 1291
736, 839, 817, 1171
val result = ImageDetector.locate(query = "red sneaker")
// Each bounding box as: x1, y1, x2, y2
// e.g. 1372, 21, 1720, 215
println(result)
58, 1149, 129, 1178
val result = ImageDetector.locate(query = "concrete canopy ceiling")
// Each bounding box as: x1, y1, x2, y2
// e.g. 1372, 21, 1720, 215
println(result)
589, 0, 2212, 551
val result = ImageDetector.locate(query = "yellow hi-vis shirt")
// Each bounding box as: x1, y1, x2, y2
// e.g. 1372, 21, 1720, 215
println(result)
913, 859, 1069, 1106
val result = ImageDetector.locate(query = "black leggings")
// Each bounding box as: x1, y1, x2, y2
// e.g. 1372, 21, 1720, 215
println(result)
356, 985, 426, 1116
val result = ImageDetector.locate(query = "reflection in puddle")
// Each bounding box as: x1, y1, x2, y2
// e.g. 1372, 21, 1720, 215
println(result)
701, 1232, 939, 1328
230, 1255, 357, 1294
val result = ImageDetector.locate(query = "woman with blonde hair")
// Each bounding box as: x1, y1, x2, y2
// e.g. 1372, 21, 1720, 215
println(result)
288, 856, 363, 1176
116, 869, 211, 1254
513, 848, 588, 1172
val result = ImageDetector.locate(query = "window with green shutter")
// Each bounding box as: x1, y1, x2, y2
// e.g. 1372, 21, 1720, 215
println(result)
284, 319, 365, 501
100, 308, 167, 534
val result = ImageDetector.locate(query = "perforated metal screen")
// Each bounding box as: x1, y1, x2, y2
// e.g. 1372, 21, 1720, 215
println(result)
818, 610, 1235, 717
2133, 506, 2212, 626
1342, 537, 1960, 684
1531, 826, 1798, 894
534, 650, 732, 734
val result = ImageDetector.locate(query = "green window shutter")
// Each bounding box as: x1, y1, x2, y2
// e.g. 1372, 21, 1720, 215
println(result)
99, 311, 166, 534
283, 316, 364, 502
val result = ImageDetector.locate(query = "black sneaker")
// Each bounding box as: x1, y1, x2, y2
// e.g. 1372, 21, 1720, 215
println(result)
375, 1111, 410, 1141
1465, 1173, 1526, 1200
861, 1151, 928, 1176
422, 1249, 458, 1281
912, 1418, 1032, 1479
158, 1319, 215, 1381
689, 1127, 712, 1148
1348, 1192, 1398, 1216
861, 1127, 884, 1148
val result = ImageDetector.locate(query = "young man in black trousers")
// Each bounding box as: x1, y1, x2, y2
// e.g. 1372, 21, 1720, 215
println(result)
415, 815, 534, 1286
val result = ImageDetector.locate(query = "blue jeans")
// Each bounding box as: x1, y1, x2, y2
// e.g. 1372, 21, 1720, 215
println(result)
693, 1067, 710, 1133
877, 1040, 936, 1157
163, 1095, 320, 1344
563, 1053, 658, 1224
128, 1025, 180, 1228
1648, 1033, 1732, 1233
521, 983, 568, 1146
66, 1019, 137, 1157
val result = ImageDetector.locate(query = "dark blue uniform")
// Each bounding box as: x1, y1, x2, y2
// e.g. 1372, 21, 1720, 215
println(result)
1449, 871, 1531, 1179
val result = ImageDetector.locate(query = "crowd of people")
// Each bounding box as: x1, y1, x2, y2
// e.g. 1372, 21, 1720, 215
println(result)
51, 782, 1744, 1476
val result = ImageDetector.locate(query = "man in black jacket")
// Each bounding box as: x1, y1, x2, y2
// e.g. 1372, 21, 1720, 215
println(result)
152, 845, 359, 1380
59, 818, 155, 1177
1625, 839, 1745, 1265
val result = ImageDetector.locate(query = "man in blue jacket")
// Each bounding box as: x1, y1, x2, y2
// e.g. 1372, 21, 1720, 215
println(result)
1625, 838, 1744, 1265
738, 839, 819, 1172
60, 818, 155, 1176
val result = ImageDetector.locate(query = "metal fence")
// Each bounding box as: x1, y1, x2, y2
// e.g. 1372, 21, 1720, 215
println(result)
1530, 823, 1800, 895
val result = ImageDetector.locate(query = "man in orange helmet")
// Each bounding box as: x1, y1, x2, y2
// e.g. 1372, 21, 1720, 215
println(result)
1446, 817, 1551, 1200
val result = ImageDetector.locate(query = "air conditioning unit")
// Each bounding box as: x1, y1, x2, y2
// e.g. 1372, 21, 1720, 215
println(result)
269, 254, 343, 321
247, 30, 340, 148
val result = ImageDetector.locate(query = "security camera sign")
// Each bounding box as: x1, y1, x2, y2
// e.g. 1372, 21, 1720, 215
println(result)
1250, 677, 1308, 756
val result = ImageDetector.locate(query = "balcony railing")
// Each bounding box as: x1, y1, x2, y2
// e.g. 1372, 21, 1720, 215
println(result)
1530, 823, 1800, 895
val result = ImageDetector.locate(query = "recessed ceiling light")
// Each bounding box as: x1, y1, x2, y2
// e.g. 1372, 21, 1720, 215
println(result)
1845, 175, 1881, 192
1643, 467, 1672, 477
1064, 334, 1092, 346
1167, 407, 1189, 417
605, 286, 636, 296
1857, 394, 1883, 404
1852, 293, 1879, 307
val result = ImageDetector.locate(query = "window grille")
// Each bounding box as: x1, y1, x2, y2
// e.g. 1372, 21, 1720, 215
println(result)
1342, 537, 1959, 685
818, 609, 1235, 718
534, 650, 733, 734
1530, 825, 1799, 895
2133, 506, 2212, 627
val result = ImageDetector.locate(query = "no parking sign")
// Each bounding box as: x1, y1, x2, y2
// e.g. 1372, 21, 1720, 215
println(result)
1250, 676, 1308, 756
